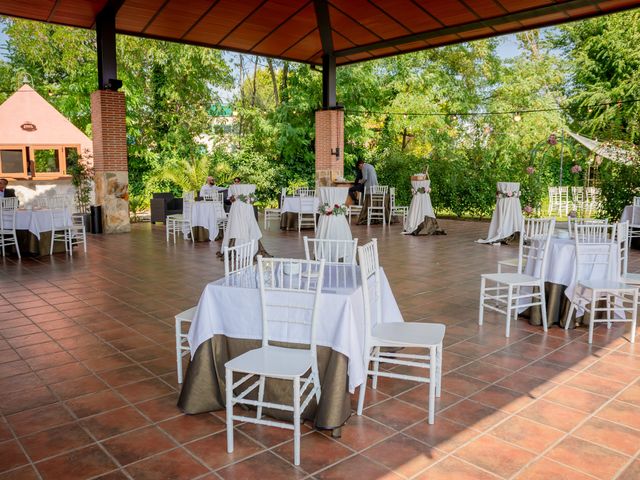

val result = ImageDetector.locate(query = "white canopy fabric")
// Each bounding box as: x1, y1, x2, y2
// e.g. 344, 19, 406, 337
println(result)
567, 131, 635, 165
477, 182, 523, 244
221, 184, 261, 255
317, 187, 353, 245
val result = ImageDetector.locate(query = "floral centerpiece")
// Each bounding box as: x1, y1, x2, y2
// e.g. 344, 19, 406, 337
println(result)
318, 203, 348, 216
414, 186, 431, 194
236, 193, 256, 204
496, 190, 520, 199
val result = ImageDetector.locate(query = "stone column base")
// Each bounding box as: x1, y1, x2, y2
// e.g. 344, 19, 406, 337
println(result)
94, 171, 131, 233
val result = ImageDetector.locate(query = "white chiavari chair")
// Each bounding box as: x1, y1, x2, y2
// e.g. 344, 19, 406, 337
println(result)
367, 185, 388, 226
298, 195, 317, 232
571, 186, 585, 213
565, 223, 638, 343
629, 196, 640, 244
567, 217, 608, 238
480, 218, 555, 337
356, 239, 445, 424
558, 186, 569, 216
264, 187, 287, 229
388, 187, 408, 226
618, 221, 640, 286
166, 194, 194, 243
0, 197, 20, 258
303, 237, 358, 265
225, 256, 325, 466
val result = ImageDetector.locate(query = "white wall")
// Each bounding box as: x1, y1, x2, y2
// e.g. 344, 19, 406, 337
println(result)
9, 179, 96, 210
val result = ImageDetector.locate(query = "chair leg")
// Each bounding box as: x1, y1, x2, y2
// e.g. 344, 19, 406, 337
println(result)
50, 230, 55, 255
630, 291, 637, 343
436, 343, 442, 397
1, 235, 4, 257
225, 367, 234, 453
292, 376, 301, 466
539, 283, 548, 332
166, 220, 170, 242
505, 286, 513, 338
357, 359, 368, 416
588, 292, 596, 344
13, 232, 20, 259
478, 277, 486, 326
428, 345, 436, 424
175, 320, 183, 384
565, 301, 576, 330
371, 347, 380, 389
256, 375, 265, 419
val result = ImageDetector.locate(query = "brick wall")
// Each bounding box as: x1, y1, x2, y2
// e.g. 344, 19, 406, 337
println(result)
90, 90, 127, 172
315, 109, 344, 187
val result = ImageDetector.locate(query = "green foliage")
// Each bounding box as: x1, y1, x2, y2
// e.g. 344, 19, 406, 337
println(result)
68, 149, 94, 214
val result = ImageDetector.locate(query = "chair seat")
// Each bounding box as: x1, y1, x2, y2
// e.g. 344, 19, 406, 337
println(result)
225, 345, 314, 378
482, 272, 539, 285
497, 257, 521, 267
623, 273, 640, 285
371, 322, 445, 347
578, 279, 637, 291
175, 306, 196, 323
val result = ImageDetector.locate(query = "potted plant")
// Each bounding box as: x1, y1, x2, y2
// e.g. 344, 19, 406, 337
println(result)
68, 149, 94, 232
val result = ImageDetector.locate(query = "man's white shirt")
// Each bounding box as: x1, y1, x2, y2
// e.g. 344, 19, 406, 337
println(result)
200, 184, 223, 198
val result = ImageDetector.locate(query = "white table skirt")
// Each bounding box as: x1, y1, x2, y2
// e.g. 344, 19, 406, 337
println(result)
188, 266, 403, 392
522, 236, 619, 317
185, 202, 219, 241
621, 205, 638, 224
282, 196, 320, 214
15, 209, 72, 239
317, 187, 352, 243
404, 179, 436, 234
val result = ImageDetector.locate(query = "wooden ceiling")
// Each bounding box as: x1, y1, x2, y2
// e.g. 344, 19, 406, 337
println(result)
0, 0, 639, 65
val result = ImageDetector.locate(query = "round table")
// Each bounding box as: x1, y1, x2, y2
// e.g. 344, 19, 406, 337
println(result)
186, 201, 219, 242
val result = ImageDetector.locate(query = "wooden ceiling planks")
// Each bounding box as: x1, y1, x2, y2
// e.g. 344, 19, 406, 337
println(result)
0, 0, 638, 65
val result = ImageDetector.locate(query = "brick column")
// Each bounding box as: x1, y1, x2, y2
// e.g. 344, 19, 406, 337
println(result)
315, 108, 344, 187
90, 90, 130, 233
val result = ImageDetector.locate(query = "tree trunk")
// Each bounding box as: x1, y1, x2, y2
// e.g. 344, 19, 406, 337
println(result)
267, 58, 279, 106
280, 61, 289, 103
250, 55, 258, 107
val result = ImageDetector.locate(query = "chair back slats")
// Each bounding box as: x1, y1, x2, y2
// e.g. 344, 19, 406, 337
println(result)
367, 185, 388, 195
257, 256, 325, 351
0, 197, 18, 231
519, 218, 556, 277
568, 217, 608, 238
183, 191, 195, 202
632, 196, 640, 226
303, 237, 358, 265
618, 221, 630, 279
296, 188, 315, 197
357, 239, 382, 337
573, 223, 617, 282
223, 240, 255, 277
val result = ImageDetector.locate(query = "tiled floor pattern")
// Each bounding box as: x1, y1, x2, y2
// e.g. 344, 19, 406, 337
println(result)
0, 219, 639, 480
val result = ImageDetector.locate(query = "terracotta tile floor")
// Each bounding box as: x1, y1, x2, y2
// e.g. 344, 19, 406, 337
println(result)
1, 219, 639, 479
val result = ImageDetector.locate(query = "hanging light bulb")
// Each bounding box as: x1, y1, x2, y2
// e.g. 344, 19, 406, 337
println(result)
513, 113, 521, 122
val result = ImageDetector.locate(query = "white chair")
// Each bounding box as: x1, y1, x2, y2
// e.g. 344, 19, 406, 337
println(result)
618, 221, 640, 286
174, 306, 196, 385
50, 207, 85, 256
548, 187, 559, 216
264, 188, 287, 229
388, 187, 408, 226
558, 186, 569, 216
213, 199, 228, 233
571, 187, 585, 213
349, 188, 364, 223
298, 196, 317, 232
479, 218, 555, 337
568, 217, 608, 238
68, 214, 87, 254
585, 187, 601, 216
0, 197, 20, 258
629, 196, 640, 244
296, 187, 315, 197
223, 240, 255, 276
225, 256, 325, 466
565, 223, 638, 343
356, 239, 445, 424
367, 186, 387, 226
166, 198, 194, 243
303, 236, 357, 265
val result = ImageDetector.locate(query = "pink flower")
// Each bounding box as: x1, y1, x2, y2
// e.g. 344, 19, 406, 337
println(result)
571, 164, 582, 174
334, 204, 340, 208
524, 205, 533, 214
548, 134, 558, 145
507, 191, 513, 197
325, 212, 332, 216
526, 166, 535, 175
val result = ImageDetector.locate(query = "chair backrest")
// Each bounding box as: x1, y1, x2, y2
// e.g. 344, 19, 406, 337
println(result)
280, 187, 287, 207
568, 217, 608, 238
50, 206, 71, 230
517, 217, 556, 277
618, 221, 629, 278
573, 223, 617, 283
571, 187, 584, 201
182, 199, 194, 218
257, 256, 325, 352
357, 239, 382, 339
389, 187, 396, 208
299, 196, 316, 214
296, 187, 315, 197
183, 191, 195, 202
0, 197, 18, 231
367, 185, 388, 195
202, 192, 215, 201
213, 200, 226, 219
548, 186, 558, 197
223, 240, 255, 277
632, 197, 640, 226
46, 195, 73, 210
303, 237, 358, 265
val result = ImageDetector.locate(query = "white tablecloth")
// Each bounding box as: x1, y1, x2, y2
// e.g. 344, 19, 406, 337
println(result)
477, 182, 523, 244
621, 205, 639, 224
221, 184, 261, 255
523, 236, 619, 317
188, 265, 403, 392
185, 202, 219, 241
281, 196, 320, 214
404, 179, 436, 234
15, 209, 72, 239
317, 187, 352, 243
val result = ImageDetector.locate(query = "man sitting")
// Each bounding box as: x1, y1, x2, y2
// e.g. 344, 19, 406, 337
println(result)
348, 160, 378, 203
0, 178, 16, 199
199, 176, 224, 199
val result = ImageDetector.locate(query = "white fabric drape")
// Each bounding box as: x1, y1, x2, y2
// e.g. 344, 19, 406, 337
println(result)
281, 196, 320, 213
185, 202, 219, 241
317, 187, 352, 243
221, 184, 261, 255
15, 209, 72, 239
403, 180, 436, 234
477, 182, 523, 244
